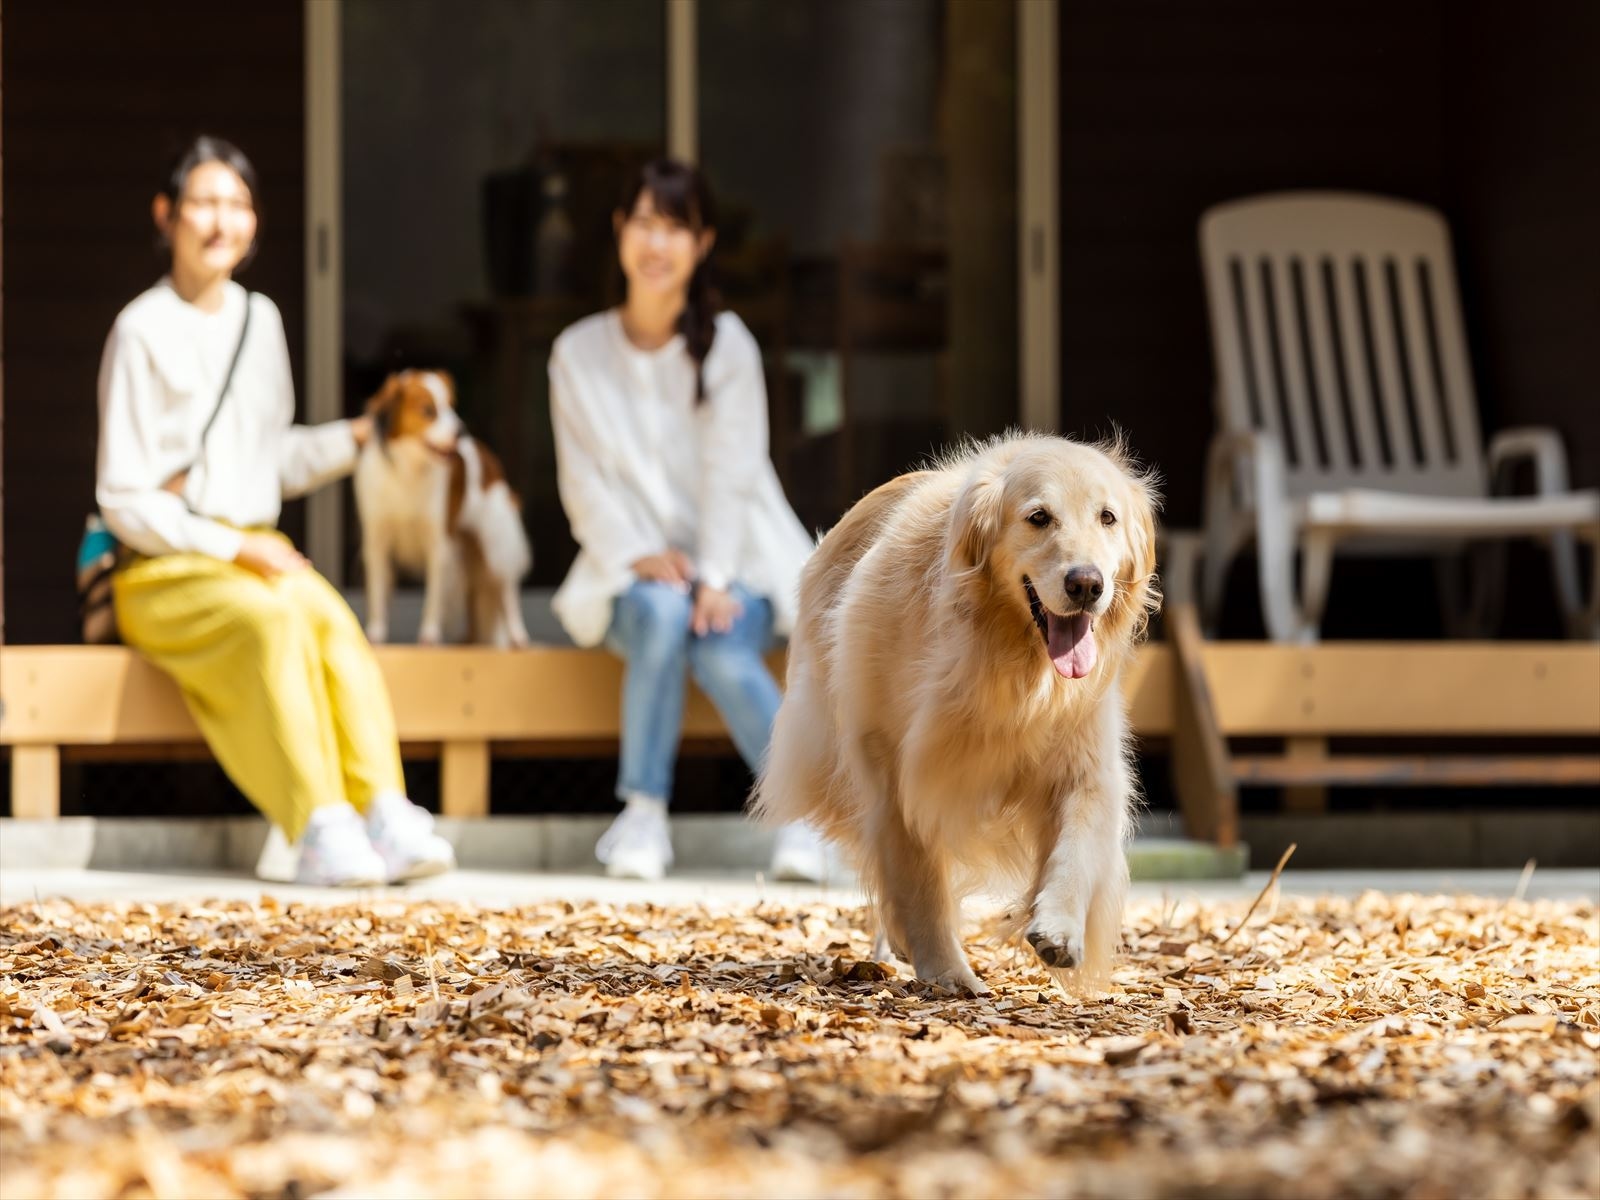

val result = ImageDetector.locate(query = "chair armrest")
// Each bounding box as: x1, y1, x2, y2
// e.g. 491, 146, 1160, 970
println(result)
1201, 428, 1306, 641
1205, 429, 1287, 514
1487, 426, 1572, 496
1156, 527, 1203, 607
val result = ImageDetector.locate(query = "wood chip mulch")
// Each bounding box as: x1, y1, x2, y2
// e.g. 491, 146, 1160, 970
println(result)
2, 890, 1597, 1199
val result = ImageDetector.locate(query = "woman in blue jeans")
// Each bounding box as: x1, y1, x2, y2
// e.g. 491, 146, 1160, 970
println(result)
547, 159, 823, 881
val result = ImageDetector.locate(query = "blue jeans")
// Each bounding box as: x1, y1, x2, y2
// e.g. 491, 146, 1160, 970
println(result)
604, 579, 783, 804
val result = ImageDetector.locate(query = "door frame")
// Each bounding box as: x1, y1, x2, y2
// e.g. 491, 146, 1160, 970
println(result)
304, 0, 343, 576
303, 0, 1059, 583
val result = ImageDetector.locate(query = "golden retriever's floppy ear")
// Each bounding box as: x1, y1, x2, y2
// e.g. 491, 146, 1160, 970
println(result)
946, 458, 1007, 577
1126, 474, 1160, 595
1109, 437, 1163, 633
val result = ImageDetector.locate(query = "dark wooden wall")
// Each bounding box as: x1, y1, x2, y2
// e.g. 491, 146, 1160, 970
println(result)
3, 1, 1596, 643
1058, 1, 1599, 636
1059, 1, 1445, 524
1, 0, 305, 644
1444, 5, 1600, 501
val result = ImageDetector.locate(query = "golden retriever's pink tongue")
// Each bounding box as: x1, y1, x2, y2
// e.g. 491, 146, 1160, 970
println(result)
1046, 612, 1097, 679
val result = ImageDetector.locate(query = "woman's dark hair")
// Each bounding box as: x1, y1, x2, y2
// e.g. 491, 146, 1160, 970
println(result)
159, 135, 261, 269
617, 158, 720, 402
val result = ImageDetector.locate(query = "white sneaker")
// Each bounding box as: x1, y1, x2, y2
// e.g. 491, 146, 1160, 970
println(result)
255, 824, 298, 883
294, 805, 388, 887
770, 821, 830, 883
366, 791, 457, 882
596, 795, 673, 881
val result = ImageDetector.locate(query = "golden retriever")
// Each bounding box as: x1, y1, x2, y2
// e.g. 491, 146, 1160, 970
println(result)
754, 433, 1159, 993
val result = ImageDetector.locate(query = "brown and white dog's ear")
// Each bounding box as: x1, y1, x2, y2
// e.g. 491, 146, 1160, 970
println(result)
430, 370, 458, 407
366, 373, 404, 444
946, 458, 1007, 578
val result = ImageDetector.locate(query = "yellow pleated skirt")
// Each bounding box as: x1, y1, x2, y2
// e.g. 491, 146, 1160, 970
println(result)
113, 533, 404, 841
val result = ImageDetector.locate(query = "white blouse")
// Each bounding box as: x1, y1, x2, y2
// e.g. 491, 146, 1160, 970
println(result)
549, 309, 815, 647
96, 278, 357, 561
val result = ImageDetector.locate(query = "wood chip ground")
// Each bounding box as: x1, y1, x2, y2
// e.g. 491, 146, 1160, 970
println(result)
2, 890, 1596, 1198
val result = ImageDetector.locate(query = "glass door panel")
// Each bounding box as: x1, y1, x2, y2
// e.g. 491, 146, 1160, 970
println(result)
341, 0, 665, 584
700, 0, 1018, 530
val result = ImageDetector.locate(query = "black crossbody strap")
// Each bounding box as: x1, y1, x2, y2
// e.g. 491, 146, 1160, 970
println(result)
194, 293, 253, 458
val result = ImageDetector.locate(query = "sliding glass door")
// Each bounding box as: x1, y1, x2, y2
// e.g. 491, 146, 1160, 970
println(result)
309, 0, 1045, 587
337, 0, 664, 583
700, 0, 1017, 530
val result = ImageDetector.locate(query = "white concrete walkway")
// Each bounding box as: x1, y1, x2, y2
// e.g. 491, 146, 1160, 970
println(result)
2, 865, 1594, 908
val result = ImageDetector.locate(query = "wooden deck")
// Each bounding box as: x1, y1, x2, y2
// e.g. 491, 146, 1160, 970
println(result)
3, 631, 1596, 838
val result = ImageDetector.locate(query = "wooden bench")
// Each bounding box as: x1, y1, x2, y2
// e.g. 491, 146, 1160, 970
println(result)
4, 638, 1597, 840
1, 645, 795, 821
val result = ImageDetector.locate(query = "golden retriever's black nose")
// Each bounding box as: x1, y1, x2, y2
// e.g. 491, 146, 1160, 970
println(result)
1064, 566, 1104, 605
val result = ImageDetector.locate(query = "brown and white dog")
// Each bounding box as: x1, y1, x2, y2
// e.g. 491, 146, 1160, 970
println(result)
754, 434, 1160, 994
356, 370, 532, 648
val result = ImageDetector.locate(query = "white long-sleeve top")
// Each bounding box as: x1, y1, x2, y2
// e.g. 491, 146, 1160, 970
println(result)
96, 278, 358, 561
549, 309, 815, 647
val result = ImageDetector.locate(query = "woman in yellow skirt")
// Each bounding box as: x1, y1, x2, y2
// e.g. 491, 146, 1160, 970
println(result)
97, 136, 454, 885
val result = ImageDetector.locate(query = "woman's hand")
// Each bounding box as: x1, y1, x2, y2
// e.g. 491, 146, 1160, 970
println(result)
691, 584, 742, 637
631, 549, 696, 590
350, 415, 375, 448
234, 532, 309, 579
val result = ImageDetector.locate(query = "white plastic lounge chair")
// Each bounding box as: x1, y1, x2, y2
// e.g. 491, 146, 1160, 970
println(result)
1197, 191, 1600, 642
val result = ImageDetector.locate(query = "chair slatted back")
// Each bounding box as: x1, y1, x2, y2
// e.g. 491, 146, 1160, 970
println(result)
1200, 192, 1485, 499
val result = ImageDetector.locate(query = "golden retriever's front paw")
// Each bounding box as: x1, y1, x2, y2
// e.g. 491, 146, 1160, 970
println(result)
1026, 924, 1085, 970
920, 963, 990, 996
